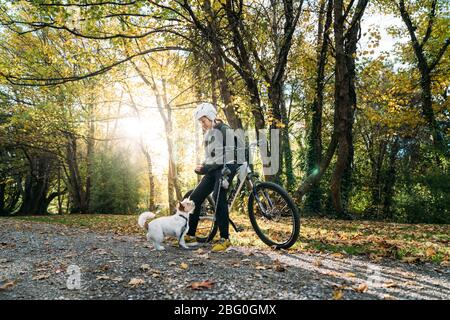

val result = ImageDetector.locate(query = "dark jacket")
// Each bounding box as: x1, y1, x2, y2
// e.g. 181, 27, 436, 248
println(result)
199, 120, 242, 174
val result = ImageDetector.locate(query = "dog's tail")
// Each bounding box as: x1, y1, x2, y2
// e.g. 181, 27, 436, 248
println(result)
138, 211, 156, 230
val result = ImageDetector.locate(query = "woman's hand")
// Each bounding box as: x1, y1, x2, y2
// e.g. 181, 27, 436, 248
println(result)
194, 165, 203, 174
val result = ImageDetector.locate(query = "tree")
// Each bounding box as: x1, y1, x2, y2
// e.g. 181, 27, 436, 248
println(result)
304, 0, 333, 213
395, 0, 449, 151
330, 0, 369, 217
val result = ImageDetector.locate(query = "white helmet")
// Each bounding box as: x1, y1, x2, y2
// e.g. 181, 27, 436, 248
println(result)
194, 102, 217, 121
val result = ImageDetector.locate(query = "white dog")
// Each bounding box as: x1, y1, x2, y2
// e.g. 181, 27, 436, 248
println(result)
138, 198, 195, 250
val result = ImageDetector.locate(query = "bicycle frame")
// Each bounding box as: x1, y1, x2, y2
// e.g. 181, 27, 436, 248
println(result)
201, 162, 253, 229
227, 161, 253, 211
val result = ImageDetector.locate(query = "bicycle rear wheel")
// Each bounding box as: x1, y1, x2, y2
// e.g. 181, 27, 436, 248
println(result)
248, 182, 300, 249
182, 190, 218, 243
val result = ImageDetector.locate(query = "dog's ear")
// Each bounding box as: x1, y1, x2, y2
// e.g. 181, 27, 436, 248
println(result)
177, 201, 185, 212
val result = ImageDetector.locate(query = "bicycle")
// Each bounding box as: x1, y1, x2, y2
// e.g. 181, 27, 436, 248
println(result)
183, 143, 300, 249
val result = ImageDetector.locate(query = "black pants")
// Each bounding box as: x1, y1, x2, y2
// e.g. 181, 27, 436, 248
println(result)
188, 165, 237, 239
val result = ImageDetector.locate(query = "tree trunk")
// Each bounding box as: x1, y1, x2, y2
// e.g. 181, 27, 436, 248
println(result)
0, 183, 6, 216
280, 97, 295, 190
330, 0, 368, 217
142, 148, 156, 211
125, 84, 157, 211
212, 49, 243, 129
305, 0, 333, 213
382, 138, 400, 219
161, 78, 182, 212
17, 154, 55, 215
65, 134, 88, 214
397, 0, 448, 150
85, 102, 95, 212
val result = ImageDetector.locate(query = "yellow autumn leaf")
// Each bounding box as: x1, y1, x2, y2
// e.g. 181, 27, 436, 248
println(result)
354, 283, 368, 293
425, 247, 436, 258
332, 289, 343, 300
180, 262, 189, 270
344, 272, 356, 278
128, 278, 145, 286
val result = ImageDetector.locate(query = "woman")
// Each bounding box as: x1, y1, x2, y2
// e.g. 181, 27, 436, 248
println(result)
185, 102, 239, 252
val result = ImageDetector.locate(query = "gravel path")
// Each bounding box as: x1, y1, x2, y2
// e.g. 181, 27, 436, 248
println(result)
1, 219, 449, 300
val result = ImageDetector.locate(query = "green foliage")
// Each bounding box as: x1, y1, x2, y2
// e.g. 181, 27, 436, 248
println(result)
89, 150, 141, 214
394, 170, 450, 224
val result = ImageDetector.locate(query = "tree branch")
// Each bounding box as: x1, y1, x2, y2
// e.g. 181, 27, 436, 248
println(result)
0, 46, 191, 86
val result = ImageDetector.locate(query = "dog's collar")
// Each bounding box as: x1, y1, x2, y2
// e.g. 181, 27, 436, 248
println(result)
177, 214, 188, 222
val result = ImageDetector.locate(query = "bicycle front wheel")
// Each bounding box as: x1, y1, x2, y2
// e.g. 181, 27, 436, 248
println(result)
248, 182, 300, 249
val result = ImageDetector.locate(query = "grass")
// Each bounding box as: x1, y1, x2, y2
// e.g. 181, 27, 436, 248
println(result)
7, 212, 450, 264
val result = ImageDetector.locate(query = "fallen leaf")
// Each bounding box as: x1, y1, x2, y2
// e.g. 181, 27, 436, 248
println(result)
195, 248, 205, 254
332, 289, 343, 300
344, 272, 356, 278
0, 242, 15, 249
425, 247, 436, 258
369, 254, 383, 262
99, 264, 110, 272
383, 294, 396, 300
140, 264, 151, 271
96, 275, 110, 280
32, 274, 50, 280
383, 281, 397, 288
273, 260, 286, 272
313, 259, 322, 267
180, 262, 189, 270
440, 261, 450, 267
354, 283, 368, 293
188, 280, 215, 290
32, 274, 50, 281
168, 261, 177, 266
128, 278, 145, 286
96, 249, 108, 255
274, 264, 286, 272
112, 277, 123, 282
331, 253, 344, 259
0, 280, 16, 291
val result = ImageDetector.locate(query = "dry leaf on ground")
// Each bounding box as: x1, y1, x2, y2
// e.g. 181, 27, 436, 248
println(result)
354, 283, 368, 293
128, 278, 145, 286
140, 264, 151, 271
188, 280, 215, 290
32, 274, 50, 281
383, 281, 397, 288
332, 289, 344, 300
0, 281, 16, 291
180, 262, 188, 270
